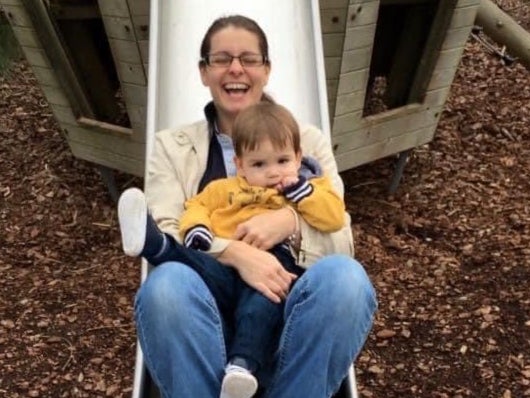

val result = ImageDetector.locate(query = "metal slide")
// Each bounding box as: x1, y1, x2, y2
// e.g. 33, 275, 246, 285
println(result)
133, 1, 358, 397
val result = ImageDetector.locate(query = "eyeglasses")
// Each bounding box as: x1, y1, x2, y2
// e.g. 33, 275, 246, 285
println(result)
202, 52, 268, 68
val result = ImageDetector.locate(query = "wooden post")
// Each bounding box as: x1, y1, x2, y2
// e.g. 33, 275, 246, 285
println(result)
0, 9, 22, 71
476, 0, 530, 70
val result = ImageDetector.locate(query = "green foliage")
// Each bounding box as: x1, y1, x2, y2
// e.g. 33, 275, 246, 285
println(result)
0, 11, 22, 74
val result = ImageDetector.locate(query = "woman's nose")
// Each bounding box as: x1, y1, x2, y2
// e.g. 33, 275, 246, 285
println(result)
227, 57, 244, 74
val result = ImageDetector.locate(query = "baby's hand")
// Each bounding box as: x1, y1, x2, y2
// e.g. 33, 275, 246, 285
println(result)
275, 176, 299, 192
282, 176, 313, 203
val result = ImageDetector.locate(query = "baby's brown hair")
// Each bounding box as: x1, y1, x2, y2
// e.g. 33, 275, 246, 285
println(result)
232, 102, 301, 157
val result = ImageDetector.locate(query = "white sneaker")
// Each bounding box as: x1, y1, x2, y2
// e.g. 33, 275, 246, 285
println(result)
117, 187, 147, 257
220, 365, 258, 398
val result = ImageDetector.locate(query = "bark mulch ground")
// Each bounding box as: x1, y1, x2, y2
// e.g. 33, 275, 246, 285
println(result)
0, 2, 529, 396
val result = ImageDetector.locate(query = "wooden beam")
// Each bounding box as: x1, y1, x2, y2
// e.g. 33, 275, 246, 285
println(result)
77, 116, 133, 136
385, 5, 429, 108
407, 0, 458, 103
48, 5, 100, 20
476, 0, 530, 70
381, 0, 433, 4
20, 0, 94, 118
58, 18, 123, 124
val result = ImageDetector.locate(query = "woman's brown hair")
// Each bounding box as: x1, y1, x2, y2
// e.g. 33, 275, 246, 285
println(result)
199, 15, 270, 67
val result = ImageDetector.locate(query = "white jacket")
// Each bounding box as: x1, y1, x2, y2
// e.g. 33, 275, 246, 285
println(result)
145, 119, 354, 268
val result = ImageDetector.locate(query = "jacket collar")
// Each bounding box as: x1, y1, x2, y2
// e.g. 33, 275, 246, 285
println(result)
177, 101, 216, 159
204, 101, 217, 136
196, 101, 227, 192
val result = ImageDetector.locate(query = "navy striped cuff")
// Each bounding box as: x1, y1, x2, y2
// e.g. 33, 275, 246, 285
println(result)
283, 177, 313, 203
184, 225, 213, 251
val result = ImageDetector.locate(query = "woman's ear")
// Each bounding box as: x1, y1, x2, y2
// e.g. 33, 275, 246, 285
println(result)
266, 60, 271, 71
263, 62, 271, 85
199, 63, 209, 87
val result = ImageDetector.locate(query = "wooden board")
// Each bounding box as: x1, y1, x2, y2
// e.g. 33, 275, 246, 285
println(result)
68, 140, 144, 177
335, 124, 436, 170
1, 4, 32, 27
99, 0, 148, 139
56, 118, 144, 176
326, 0, 480, 169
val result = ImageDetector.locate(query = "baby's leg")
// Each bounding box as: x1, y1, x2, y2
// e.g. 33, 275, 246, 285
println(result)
220, 284, 284, 398
230, 286, 284, 372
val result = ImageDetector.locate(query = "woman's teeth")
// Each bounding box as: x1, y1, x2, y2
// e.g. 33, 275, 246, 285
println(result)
224, 83, 249, 93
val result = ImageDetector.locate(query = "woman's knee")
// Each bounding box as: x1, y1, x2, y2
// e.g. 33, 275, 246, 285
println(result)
135, 262, 210, 319
304, 255, 377, 309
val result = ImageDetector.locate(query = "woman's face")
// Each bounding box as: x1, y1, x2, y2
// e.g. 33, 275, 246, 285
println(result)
200, 26, 271, 124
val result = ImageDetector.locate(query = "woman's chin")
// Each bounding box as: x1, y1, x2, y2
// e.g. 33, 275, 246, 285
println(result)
220, 91, 262, 111
221, 100, 253, 116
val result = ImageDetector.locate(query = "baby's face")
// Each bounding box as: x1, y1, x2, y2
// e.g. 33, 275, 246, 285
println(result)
235, 138, 301, 188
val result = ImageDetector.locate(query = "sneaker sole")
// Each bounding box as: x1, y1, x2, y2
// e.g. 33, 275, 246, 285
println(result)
117, 188, 147, 257
220, 372, 258, 398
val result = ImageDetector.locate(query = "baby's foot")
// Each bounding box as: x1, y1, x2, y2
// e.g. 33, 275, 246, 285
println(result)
117, 188, 148, 257
220, 364, 258, 398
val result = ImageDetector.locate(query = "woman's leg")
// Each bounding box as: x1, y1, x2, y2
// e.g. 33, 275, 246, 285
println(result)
147, 237, 239, 315
265, 255, 377, 398
134, 262, 228, 398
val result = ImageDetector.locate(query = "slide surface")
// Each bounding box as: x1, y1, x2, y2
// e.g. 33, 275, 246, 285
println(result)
133, 1, 357, 397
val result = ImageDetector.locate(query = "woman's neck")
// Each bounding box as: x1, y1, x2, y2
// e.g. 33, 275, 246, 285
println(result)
217, 113, 236, 136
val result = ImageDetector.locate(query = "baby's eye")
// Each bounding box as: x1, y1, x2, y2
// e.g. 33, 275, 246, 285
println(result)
252, 161, 264, 168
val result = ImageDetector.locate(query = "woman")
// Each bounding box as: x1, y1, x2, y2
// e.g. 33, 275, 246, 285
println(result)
135, 15, 377, 398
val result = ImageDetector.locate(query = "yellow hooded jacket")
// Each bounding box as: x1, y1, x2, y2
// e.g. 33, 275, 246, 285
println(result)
179, 175, 345, 241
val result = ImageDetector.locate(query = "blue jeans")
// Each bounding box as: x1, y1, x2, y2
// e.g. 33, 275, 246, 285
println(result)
135, 254, 377, 398
145, 235, 304, 371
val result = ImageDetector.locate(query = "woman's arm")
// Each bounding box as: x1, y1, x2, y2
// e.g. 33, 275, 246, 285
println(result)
218, 240, 297, 303
232, 207, 298, 250
296, 125, 355, 264
145, 130, 189, 240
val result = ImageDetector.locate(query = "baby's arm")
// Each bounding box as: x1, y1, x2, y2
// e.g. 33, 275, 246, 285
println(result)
179, 183, 222, 251
282, 175, 345, 233
183, 224, 213, 251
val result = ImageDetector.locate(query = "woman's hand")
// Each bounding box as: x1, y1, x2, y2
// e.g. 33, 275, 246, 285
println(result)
232, 207, 296, 250
218, 240, 297, 303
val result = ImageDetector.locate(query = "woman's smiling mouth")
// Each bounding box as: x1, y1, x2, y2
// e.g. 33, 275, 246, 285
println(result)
223, 83, 250, 94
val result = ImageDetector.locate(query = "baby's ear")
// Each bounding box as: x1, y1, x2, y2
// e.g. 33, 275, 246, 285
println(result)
234, 156, 245, 176
296, 150, 303, 165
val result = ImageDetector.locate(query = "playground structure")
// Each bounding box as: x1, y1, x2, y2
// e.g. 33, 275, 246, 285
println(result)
2, 0, 511, 396
0, 0, 488, 185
